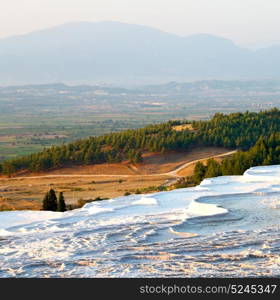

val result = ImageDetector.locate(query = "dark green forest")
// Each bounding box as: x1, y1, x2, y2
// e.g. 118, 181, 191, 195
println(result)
186, 135, 280, 186
1, 108, 280, 175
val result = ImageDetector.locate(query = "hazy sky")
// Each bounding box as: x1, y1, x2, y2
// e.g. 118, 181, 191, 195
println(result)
1, 0, 279, 48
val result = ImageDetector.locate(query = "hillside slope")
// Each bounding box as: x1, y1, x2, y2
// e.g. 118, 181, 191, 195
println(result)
1, 108, 279, 175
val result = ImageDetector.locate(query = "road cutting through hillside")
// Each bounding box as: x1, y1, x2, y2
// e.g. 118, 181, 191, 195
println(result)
164, 150, 237, 176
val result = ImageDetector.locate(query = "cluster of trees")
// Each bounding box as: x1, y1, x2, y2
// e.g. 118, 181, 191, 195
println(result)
1, 108, 279, 175
193, 108, 280, 150
0, 122, 194, 174
191, 134, 280, 185
42, 189, 66, 212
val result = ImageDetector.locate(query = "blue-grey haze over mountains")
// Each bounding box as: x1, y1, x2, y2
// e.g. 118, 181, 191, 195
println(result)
1, 21, 280, 85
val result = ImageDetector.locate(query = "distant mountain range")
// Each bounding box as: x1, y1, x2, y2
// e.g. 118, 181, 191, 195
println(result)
0, 21, 280, 85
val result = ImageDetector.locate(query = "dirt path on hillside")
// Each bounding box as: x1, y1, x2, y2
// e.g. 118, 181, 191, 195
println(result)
2, 150, 236, 181
164, 150, 237, 176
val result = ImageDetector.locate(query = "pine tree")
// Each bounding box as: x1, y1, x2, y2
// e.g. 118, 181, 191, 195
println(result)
42, 191, 50, 211
49, 188, 58, 211
193, 161, 207, 184
57, 191, 66, 212
205, 159, 222, 178
42, 188, 58, 211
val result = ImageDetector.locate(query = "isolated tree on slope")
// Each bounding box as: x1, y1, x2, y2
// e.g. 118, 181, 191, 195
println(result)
42, 188, 58, 211
58, 191, 66, 212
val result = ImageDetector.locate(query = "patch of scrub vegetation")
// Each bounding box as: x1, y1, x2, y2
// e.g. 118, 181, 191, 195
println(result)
76, 197, 109, 208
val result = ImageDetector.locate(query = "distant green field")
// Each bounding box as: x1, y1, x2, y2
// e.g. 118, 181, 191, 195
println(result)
1, 81, 279, 161
0, 112, 177, 161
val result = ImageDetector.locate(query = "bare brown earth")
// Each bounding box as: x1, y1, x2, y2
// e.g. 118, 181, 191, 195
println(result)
172, 124, 194, 131
0, 147, 234, 211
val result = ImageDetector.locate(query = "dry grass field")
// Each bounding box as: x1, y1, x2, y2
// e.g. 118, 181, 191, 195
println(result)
172, 124, 195, 132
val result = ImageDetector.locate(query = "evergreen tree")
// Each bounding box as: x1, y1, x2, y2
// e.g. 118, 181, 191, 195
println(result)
204, 159, 222, 178
57, 191, 66, 212
193, 161, 207, 184
42, 188, 58, 211
42, 191, 50, 211
134, 150, 143, 163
